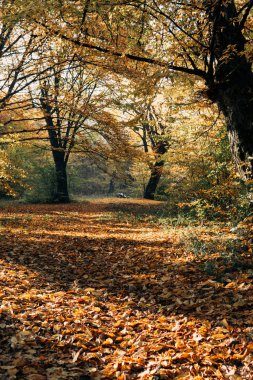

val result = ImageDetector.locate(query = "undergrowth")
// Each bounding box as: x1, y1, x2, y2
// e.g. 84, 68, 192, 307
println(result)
112, 199, 253, 281
184, 231, 253, 281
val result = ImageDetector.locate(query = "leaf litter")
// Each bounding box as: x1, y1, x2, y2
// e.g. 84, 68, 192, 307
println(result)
0, 199, 252, 379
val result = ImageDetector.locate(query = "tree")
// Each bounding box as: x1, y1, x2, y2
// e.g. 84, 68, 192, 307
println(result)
26, 0, 252, 181
201, 0, 253, 181
105, 73, 172, 199
36, 55, 132, 202
0, 1, 47, 109
129, 102, 170, 200
37, 59, 104, 202
141, 106, 170, 199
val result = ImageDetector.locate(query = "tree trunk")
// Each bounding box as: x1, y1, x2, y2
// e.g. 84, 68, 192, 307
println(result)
53, 153, 70, 203
144, 159, 165, 200
216, 81, 253, 181
108, 171, 116, 194
205, 0, 253, 179
108, 177, 115, 194
40, 91, 70, 203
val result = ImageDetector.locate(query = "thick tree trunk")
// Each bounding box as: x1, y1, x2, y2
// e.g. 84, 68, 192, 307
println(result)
216, 81, 253, 180
144, 160, 165, 200
205, 0, 253, 179
53, 152, 70, 203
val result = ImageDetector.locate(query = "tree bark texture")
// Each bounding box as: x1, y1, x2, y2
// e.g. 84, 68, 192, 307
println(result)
205, 0, 253, 179
53, 152, 70, 203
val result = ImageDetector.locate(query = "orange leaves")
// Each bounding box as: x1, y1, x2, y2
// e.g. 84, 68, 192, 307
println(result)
0, 200, 252, 379
102, 338, 114, 346
77, 296, 90, 304
247, 343, 253, 352
211, 333, 227, 341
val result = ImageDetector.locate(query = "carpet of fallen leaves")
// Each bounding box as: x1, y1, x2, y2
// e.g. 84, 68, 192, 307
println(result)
0, 198, 252, 380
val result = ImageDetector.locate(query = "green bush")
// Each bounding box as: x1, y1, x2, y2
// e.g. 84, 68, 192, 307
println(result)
23, 163, 56, 203
0, 143, 57, 203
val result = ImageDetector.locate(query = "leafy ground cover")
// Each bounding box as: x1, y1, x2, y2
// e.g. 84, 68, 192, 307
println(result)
0, 199, 252, 380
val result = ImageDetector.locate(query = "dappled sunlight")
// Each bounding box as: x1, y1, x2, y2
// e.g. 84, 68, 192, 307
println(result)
0, 0, 252, 378
0, 200, 252, 379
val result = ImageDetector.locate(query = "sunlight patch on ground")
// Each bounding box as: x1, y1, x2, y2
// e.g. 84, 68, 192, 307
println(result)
0, 200, 252, 379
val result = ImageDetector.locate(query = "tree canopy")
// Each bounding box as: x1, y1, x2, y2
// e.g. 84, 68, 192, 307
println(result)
0, 0, 252, 202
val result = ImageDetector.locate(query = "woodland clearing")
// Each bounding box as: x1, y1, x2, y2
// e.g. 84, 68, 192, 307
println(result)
0, 199, 252, 380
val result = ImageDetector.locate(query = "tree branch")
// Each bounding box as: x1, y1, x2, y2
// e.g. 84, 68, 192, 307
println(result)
32, 19, 207, 78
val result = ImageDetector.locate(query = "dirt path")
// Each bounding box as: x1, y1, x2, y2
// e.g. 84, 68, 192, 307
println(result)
0, 199, 252, 379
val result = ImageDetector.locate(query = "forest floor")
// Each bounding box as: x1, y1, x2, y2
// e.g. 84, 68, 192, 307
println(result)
0, 198, 252, 380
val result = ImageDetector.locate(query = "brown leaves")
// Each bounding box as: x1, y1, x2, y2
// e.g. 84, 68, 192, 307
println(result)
0, 200, 252, 379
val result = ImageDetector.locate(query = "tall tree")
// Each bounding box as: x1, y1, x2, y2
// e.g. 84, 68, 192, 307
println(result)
26, 0, 253, 181
38, 63, 98, 203
36, 57, 132, 202
203, 0, 253, 180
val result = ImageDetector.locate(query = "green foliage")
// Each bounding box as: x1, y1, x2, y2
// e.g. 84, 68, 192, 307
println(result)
111, 203, 194, 227
185, 233, 253, 280
0, 144, 28, 198
0, 143, 57, 203
23, 162, 56, 203
153, 125, 252, 223
68, 157, 136, 197
186, 235, 208, 258
68, 159, 110, 196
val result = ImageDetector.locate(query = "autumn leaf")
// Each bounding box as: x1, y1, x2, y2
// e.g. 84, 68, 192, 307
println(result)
0, 200, 252, 379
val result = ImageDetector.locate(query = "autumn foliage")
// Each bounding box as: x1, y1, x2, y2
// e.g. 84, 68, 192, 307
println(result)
0, 199, 252, 379
0, 1, 253, 378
